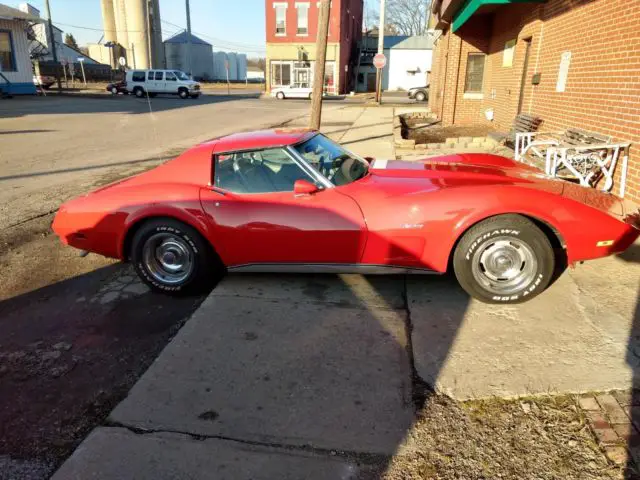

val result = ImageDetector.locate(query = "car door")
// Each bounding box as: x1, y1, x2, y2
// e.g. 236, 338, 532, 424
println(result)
164, 71, 177, 94
199, 147, 367, 267
146, 71, 157, 92
153, 70, 164, 93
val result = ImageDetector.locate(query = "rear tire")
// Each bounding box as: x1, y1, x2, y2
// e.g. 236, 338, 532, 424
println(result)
276, 91, 285, 100
134, 87, 145, 98
130, 218, 222, 295
415, 91, 427, 102
452, 214, 554, 304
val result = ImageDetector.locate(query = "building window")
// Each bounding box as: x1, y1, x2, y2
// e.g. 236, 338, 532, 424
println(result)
271, 62, 291, 86
0, 31, 16, 72
274, 3, 287, 36
464, 53, 485, 93
296, 3, 309, 35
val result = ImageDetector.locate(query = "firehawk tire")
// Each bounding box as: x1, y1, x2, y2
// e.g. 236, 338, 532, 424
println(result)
131, 218, 221, 295
452, 214, 554, 304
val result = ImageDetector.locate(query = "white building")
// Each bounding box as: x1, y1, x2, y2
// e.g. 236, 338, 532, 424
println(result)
382, 35, 434, 91
356, 34, 434, 92
0, 3, 41, 95
164, 31, 213, 80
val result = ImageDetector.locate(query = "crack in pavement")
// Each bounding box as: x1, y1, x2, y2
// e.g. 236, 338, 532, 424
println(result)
102, 421, 391, 466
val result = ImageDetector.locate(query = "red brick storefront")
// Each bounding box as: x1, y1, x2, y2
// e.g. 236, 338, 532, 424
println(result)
429, 0, 640, 200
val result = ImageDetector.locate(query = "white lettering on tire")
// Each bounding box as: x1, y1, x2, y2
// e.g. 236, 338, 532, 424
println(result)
490, 273, 544, 302
465, 229, 520, 260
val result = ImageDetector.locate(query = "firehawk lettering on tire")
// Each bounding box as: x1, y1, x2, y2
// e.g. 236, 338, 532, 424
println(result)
52, 129, 640, 303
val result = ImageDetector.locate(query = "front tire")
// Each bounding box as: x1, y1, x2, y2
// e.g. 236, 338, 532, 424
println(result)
276, 91, 285, 100
415, 91, 427, 102
178, 88, 189, 99
131, 218, 221, 294
111, 86, 118, 95
452, 214, 554, 304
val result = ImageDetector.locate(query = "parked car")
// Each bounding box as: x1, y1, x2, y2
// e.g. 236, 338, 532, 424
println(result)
33, 74, 56, 89
106, 81, 128, 95
52, 129, 640, 304
408, 86, 429, 102
124, 69, 201, 99
271, 84, 324, 100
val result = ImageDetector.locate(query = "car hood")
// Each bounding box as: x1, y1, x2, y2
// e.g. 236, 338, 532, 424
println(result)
369, 154, 565, 194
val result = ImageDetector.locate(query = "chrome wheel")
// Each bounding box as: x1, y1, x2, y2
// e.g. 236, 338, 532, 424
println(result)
142, 233, 194, 285
470, 236, 537, 295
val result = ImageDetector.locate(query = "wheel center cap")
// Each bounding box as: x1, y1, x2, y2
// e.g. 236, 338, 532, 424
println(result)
162, 252, 177, 265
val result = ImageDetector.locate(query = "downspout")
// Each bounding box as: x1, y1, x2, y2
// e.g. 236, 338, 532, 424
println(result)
450, 31, 463, 125
438, 26, 451, 121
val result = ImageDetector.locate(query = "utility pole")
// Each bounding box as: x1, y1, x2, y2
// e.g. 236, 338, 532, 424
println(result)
310, 0, 331, 130
375, 0, 386, 103
44, 0, 61, 91
185, 0, 193, 77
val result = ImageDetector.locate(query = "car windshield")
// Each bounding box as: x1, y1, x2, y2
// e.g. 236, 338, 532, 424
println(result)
293, 134, 369, 186
174, 71, 190, 81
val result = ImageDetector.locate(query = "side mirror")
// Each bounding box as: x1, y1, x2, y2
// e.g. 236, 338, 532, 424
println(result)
364, 156, 375, 164
294, 179, 320, 195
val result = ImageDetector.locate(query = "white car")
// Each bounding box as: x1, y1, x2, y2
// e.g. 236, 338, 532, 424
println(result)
125, 69, 201, 99
271, 84, 325, 100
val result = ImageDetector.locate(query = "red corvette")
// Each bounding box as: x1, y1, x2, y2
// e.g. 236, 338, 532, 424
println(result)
53, 129, 639, 303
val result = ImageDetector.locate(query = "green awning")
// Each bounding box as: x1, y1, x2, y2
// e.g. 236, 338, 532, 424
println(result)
452, 0, 542, 32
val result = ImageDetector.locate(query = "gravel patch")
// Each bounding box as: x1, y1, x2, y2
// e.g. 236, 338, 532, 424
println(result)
383, 394, 626, 479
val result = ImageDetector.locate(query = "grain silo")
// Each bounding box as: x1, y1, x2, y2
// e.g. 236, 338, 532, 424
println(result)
213, 51, 228, 80
164, 32, 214, 80
100, 0, 163, 69
226, 52, 238, 81
236, 53, 247, 82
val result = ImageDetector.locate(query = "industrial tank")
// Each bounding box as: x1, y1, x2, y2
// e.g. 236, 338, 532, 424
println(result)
226, 52, 238, 81
236, 53, 247, 82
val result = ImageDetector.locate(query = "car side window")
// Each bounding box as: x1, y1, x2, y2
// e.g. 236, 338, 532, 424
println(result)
132, 71, 145, 82
215, 148, 315, 194
147, 71, 154, 80
155, 71, 164, 80
165, 72, 176, 81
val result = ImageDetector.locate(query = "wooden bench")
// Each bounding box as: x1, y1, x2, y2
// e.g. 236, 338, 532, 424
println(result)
516, 127, 631, 197
504, 114, 543, 148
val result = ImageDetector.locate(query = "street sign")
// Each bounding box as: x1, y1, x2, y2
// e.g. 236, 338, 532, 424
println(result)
77, 57, 85, 62
118, 56, 126, 67
373, 53, 386, 69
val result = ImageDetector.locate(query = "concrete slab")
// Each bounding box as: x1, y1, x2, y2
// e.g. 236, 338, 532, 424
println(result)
409, 248, 640, 399
52, 427, 375, 480
110, 275, 414, 455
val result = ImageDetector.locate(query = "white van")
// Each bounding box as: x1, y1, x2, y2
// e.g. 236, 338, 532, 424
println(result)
125, 70, 201, 99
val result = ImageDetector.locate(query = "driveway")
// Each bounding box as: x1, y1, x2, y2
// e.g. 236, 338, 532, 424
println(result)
52, 242, 640, 478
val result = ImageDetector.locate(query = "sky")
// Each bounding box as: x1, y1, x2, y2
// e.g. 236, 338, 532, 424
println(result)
10, 0, 269, 57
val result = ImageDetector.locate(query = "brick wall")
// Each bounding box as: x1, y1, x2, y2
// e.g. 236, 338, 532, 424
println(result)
429, 0, 640, 201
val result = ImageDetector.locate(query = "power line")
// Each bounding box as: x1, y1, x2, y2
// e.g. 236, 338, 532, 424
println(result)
160, 19, 266, 51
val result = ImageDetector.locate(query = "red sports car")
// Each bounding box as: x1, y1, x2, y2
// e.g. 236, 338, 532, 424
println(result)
52, 129, 639, 303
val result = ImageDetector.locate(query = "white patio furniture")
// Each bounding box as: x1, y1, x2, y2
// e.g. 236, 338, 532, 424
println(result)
515, 128, 631, 197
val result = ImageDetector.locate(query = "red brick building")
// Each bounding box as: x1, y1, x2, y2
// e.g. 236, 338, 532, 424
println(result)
429, 0, 640, 200
265, 0, 363, 94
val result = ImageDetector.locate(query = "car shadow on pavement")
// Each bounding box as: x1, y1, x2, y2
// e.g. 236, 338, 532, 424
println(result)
0, 262, 210, 473
616, 244, 640, 478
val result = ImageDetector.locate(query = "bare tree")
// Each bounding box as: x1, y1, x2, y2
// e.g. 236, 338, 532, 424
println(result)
368, 0, 431, 36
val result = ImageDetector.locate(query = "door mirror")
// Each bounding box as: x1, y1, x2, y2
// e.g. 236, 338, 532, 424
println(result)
364, 156, 375, 164
294, 179, 320, 195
